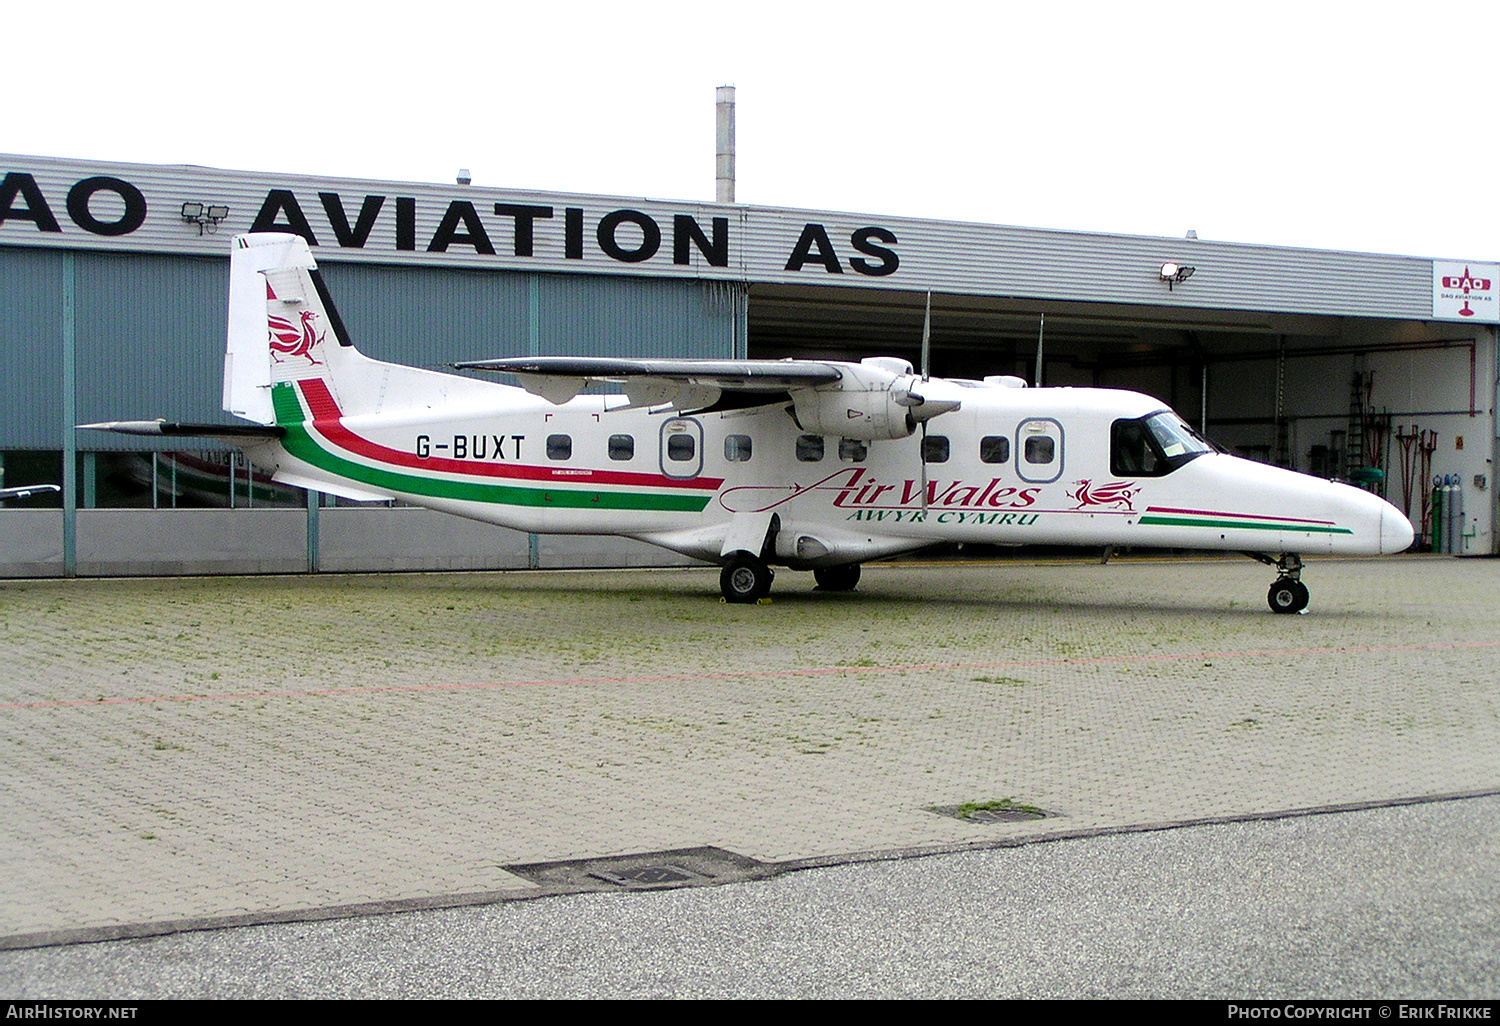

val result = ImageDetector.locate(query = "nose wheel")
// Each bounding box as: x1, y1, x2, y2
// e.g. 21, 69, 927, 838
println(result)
1267, 577, 1310, 614
1247, 552, 1310, 614
1248, 558, 1308, 612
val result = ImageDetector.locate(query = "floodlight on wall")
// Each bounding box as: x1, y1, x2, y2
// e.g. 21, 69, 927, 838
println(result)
181, 201, 230, 235
1159, 261, 1196, 291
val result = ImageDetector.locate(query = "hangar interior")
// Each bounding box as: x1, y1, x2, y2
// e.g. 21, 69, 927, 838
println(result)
751, 282, 1494, 550
1, 156, 1495, 576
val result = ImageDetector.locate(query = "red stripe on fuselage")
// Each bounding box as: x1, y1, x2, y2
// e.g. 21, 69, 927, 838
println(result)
294, 379, 723, 491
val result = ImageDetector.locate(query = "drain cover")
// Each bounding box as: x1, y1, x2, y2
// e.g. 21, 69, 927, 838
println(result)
590, 864, 707, 887
506, 846, 771, 892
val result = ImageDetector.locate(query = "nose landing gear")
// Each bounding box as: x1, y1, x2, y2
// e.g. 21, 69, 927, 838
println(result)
1247, 552, 1309, 614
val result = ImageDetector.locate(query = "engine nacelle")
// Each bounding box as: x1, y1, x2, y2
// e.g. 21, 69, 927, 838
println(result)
790, 386, 916, 440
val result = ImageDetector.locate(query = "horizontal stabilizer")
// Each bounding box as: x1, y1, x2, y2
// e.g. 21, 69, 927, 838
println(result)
80, 420, 286, 440
0, 484, 61, 501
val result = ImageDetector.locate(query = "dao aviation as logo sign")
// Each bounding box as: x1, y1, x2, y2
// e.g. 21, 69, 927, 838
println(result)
1433, 261, 1500, 322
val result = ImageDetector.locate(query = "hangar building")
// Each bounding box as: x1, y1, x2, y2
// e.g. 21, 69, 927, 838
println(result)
1, 153, 1495, 576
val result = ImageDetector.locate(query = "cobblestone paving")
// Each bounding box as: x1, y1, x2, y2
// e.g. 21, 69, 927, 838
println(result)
1, 555, 1496, 939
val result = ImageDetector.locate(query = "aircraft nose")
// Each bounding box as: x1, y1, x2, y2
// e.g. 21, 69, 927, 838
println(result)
1380, 501, 1415, 554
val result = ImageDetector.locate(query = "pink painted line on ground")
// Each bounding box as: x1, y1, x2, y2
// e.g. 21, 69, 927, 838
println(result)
4, 639, 1497, 712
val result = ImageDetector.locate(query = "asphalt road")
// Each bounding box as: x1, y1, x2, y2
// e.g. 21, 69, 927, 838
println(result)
3, 794, 1496, 999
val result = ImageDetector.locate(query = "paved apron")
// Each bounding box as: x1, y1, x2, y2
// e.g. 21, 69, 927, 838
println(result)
1, 556, 1495, 943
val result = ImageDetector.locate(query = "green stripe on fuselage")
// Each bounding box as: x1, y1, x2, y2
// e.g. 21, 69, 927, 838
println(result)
271, 383, 713, 513
1138, 513, 1352, 535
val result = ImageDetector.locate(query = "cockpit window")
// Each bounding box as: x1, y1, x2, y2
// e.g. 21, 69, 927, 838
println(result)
1111, 412, 1216, 477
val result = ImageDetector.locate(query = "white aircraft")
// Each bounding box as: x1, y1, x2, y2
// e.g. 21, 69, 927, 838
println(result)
0, 484, 60, 502
87, 233, 1414, 611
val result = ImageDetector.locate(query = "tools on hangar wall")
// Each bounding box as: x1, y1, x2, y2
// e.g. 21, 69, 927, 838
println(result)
1309, 372, 1394, 494
1395, 425, 1440, 549
1346, 371, 1392, 495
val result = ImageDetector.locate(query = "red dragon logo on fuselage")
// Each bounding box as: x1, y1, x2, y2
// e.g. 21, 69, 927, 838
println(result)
1070, 479, 1139, 510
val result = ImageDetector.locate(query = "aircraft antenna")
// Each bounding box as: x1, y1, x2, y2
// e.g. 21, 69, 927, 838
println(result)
1034, 312, 1045, 387
921, 291, 932, 382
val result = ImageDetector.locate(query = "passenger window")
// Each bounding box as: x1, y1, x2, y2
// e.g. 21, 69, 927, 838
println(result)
980, 436, 1010, 464
725, 434, 752, 462
1024, 436, 1054, 464
1016, 418, 1064, 483
608, 434, 634, 461
838, 438, 868, 462
667, 433, 696, 462
796, 435, 824, 462
922, 435, 950, 463
547, 434, 572, 460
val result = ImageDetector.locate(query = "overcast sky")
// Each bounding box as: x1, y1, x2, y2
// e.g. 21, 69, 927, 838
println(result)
10, 1, 1493, 261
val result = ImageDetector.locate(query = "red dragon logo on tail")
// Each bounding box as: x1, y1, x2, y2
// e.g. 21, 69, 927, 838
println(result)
267, 309, 325, 365
1070, 479, 1139, 510
265, 279, 325, 365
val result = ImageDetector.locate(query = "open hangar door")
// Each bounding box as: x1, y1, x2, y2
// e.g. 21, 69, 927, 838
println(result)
747, 284, 1496, 554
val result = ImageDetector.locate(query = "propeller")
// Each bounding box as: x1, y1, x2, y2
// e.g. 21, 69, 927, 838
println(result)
891, 293, 958, 511
920, 292, 932, 510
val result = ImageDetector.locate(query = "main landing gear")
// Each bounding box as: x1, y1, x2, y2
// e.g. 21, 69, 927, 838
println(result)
813, 564, 861, 592
720, 553, 774, 603
1247, 552, 1309, 614
718, 556, 864, 602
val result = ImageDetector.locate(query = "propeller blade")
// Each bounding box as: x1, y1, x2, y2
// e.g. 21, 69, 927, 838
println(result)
908, 397, 961, 422
920, 421, 929, 512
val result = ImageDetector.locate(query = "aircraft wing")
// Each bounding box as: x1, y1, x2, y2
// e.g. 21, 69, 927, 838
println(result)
454, 356, 844, 408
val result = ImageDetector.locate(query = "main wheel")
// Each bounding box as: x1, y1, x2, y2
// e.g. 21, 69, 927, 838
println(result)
721, 555, 774, 603
1267, 578, 1310, 614
813, 564, 861, 592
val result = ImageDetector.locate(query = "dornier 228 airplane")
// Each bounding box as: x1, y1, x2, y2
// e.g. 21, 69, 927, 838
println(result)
87, 233, 1415, 611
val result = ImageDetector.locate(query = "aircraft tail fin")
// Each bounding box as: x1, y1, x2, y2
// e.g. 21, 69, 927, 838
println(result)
223, 233, 357, 425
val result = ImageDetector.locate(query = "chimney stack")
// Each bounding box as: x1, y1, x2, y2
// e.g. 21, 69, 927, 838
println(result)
715, 86, 736, 204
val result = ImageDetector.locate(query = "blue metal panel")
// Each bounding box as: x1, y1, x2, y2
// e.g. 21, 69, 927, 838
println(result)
0, 247, 63, 448
319, 262, 530, 370
4, 249, 734, 451
74, 251, 228, 446
538, 274, 735, 359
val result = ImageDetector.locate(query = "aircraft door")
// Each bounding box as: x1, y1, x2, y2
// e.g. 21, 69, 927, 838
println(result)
660, 417, 704, 478
1016, 417, 1064, 483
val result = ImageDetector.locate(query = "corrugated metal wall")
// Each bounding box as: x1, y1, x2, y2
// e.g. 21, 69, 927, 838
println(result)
538, 275, 735, 359
76, 252, 228, 438
0, 250, 736, 450
320, 262, 530, 369
4, 154, 1468, 323
0, 247, 63, 448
